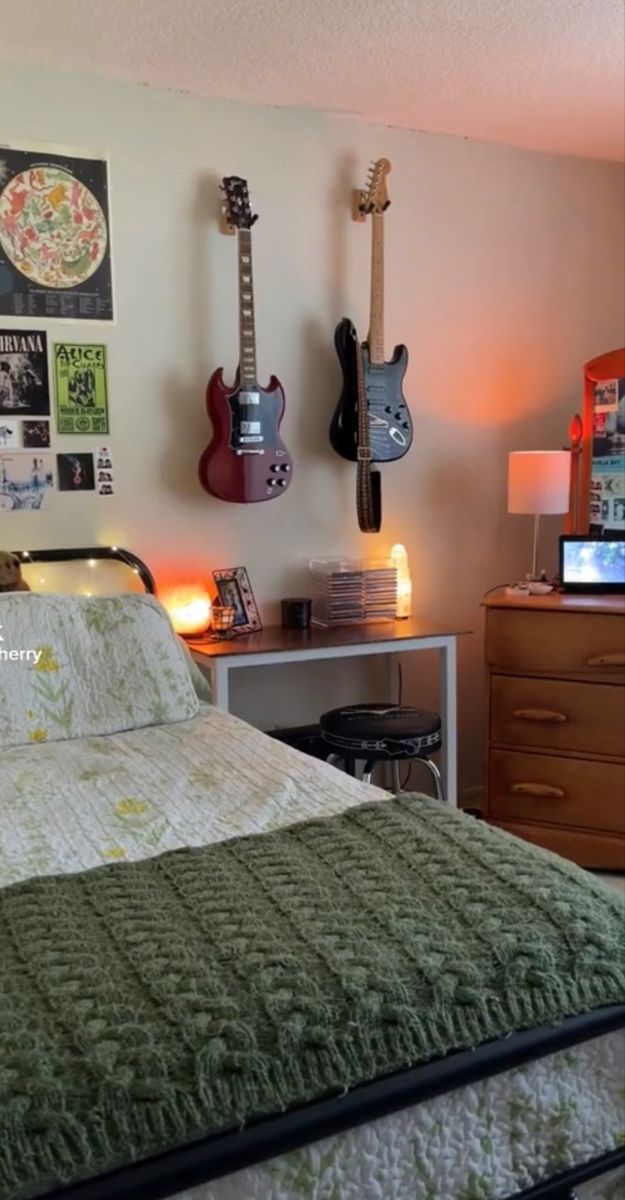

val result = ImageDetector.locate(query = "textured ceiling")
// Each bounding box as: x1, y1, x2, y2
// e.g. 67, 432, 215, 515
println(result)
1, 0, 624, 160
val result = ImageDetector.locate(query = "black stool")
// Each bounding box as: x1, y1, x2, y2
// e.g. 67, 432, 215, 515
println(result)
320, 704, 444, 799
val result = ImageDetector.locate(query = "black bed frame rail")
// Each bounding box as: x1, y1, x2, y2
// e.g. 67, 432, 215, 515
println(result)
41, 1006, 625, 1200
12, 546, 156, 595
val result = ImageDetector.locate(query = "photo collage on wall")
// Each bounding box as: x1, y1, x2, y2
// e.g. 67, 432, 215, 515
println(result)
0, 142, 114, 513
590, 377, 625, 534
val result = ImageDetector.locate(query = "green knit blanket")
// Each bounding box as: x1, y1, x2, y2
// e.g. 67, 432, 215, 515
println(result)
1, 795, 623, 1200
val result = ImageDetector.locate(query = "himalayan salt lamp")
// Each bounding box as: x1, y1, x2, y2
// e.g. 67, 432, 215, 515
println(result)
163, 584, 212, 637
389, 544, 412, 618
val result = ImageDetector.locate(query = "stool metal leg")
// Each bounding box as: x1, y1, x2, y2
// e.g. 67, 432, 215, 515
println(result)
362, 760, 375, 785
326, 754, 358, 778
391, 760, 402, 795
422, 757, 444, 801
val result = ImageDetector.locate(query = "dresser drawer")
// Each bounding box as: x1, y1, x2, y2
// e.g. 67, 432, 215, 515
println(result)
491, 675, 625, 758
489, 749, 625, 833
486, 609, 625, 683
489, 820, 625, 870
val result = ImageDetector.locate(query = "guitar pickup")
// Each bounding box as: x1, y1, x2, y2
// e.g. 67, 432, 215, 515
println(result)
241, 421, 261, 434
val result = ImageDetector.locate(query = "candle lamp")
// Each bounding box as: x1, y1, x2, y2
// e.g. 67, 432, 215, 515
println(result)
211, 604, 236, 635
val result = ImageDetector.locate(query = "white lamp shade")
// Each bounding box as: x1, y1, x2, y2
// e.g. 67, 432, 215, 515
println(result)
508, 451, 571, 515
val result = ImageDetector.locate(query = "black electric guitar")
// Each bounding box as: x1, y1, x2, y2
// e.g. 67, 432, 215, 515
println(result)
329, 158, 412, 531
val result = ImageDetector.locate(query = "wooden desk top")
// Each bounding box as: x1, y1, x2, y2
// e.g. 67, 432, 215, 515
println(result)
483, 588, 625, 615
189, 617, 471, 659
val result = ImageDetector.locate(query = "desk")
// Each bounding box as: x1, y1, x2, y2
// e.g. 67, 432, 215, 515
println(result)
191, 618, 469, 806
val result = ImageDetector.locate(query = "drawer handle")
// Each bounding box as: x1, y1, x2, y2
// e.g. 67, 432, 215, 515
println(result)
586, 653, 625, 667
512, 708, 567, 724
510, 782, 565, 799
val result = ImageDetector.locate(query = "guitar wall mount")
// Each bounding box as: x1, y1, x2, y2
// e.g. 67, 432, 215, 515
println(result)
351, 189, 368, 224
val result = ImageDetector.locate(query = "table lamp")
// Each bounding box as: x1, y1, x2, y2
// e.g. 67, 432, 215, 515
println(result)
508, 451, 571, 580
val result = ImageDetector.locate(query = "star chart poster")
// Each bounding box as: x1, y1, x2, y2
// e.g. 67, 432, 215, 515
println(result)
0, 143, 113, 321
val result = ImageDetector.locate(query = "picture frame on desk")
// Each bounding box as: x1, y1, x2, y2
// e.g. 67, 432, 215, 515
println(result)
212, 566, 262, 633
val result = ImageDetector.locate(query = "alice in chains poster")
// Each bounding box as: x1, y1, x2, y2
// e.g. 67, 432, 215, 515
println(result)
54, 342, 109, 433
0, 329, 50, 417
0, 143, 113, 321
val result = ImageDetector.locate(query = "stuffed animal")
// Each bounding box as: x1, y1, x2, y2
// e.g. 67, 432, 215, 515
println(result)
0, 551, 31, 592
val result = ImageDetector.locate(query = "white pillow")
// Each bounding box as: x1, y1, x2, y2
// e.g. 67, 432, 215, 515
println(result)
0, 593, 199, 749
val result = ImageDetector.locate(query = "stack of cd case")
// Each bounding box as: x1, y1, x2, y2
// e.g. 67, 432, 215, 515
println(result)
309, 559, 398, 627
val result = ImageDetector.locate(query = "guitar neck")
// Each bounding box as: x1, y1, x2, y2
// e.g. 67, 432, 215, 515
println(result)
237, 228, 257, 387
367, 212, 385, 364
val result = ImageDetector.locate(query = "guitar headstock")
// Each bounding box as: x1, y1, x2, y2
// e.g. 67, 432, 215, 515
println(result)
220, 176, 258, 230
361, 158, 391, 215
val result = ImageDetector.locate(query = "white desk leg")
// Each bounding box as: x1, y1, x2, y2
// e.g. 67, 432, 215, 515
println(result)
211, 660, 230, 711
440, 637, 458, 806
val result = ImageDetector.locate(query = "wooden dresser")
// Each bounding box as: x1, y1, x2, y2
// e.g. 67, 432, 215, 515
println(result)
484, 590, 625, 868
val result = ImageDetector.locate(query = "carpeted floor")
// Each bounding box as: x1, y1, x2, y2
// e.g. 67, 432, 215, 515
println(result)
595, 873, 625, 894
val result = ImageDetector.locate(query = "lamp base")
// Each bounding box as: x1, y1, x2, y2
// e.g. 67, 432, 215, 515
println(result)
506, 581, 554, 596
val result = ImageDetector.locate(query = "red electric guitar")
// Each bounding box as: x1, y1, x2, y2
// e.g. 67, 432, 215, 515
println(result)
198, 176, 292, 504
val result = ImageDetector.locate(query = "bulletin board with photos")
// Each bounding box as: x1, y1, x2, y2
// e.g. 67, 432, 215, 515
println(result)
580, 347, 625, 536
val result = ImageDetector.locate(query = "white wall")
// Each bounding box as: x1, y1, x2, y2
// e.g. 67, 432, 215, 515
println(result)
1, 63, 623, 797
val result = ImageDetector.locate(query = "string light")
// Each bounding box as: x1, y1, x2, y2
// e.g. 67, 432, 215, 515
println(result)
13, 547, 151, 594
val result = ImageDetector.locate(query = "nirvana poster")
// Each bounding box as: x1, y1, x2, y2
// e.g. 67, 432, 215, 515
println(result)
0, 143, 113, 321
0, 329, 50, 417
54, 342, 109, 434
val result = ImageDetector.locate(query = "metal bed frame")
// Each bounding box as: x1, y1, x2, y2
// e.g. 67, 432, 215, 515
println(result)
35, 1002, 625, 1200
13, 544, 157, 595
8, 547, 625, 1200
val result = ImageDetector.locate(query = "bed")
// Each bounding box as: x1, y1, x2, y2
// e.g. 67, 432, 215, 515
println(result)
1, 548, 624, 1200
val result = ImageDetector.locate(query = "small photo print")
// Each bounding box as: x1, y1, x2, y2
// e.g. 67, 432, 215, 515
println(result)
21, 419, 51, 449
593, 378, 619, 414
56, 452, 95, 492
0, 420, 19, 448
0, 452, 54, 511
96, 444, 115, 495
96, 445, 113, 470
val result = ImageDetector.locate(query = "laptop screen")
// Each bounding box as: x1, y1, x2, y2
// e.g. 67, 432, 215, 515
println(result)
561, 538, 625, 587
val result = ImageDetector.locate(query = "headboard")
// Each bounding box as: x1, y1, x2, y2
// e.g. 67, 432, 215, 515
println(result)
13, 547, 156, 597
